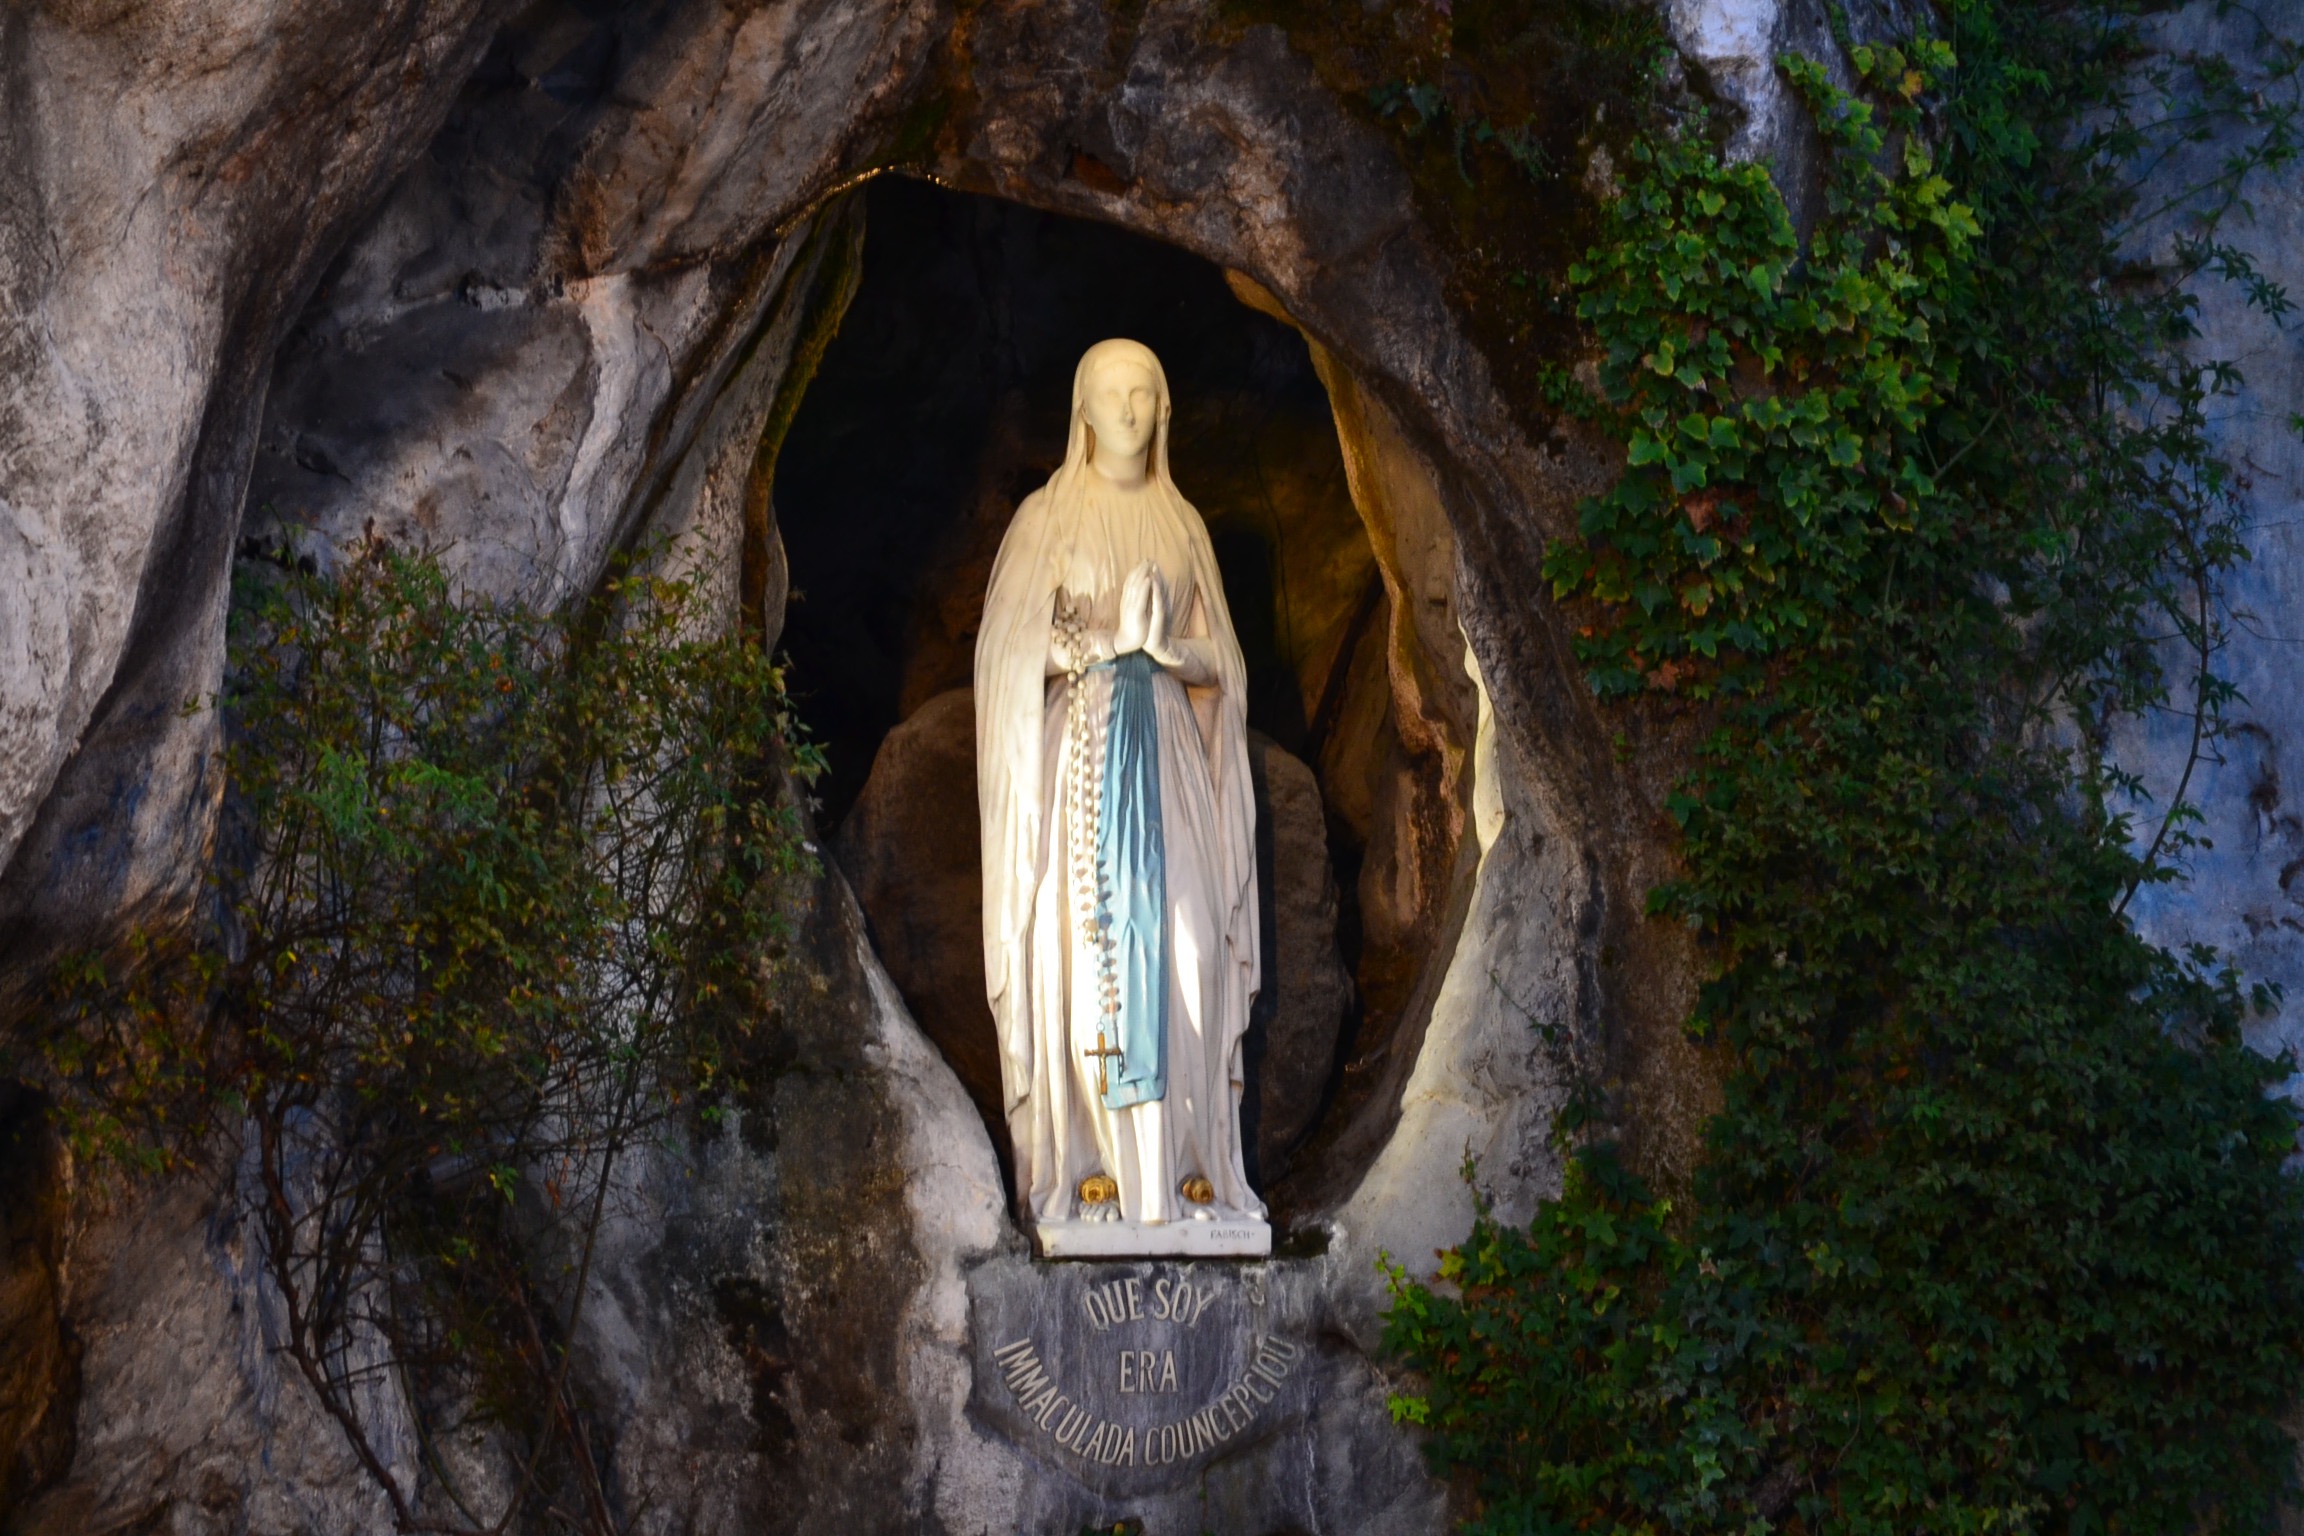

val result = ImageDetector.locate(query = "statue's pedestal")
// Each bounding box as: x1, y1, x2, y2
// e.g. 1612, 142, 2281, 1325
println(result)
1031, 1216, 1271, 1259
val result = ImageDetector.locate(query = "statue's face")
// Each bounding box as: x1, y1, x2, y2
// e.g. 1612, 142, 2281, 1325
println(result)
1081, 359, 1160, 464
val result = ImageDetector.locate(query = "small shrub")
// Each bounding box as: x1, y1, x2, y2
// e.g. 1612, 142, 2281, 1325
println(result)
22, 538, 819, 1531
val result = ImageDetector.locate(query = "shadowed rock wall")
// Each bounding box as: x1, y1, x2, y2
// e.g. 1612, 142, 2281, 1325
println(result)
2109, 3, 2304, 1114
0, 0, 515, 975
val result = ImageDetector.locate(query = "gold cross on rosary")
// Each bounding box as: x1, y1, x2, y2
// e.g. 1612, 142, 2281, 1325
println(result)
1082, 1030, 1126, 1097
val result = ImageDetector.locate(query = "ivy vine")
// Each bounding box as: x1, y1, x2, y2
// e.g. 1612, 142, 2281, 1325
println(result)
1383, 2, 2304, 1531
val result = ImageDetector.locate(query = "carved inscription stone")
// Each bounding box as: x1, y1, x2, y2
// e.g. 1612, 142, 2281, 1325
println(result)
965, 1256, 1322, 1498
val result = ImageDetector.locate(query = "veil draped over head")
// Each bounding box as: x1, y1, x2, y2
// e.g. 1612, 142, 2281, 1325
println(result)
974, 339, 1259, 1114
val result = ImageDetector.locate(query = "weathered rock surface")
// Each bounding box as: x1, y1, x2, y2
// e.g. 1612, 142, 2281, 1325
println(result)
1332, 645, 1582, 1312
2112, 3, 2304, 1106
1242, 731, 1354, 1180
10, 1178, 403, 1536
0, 0, 516, 971
10, 860, 1004, 1536
242, 0, 945, 621
566, 863, 980, 1536
835, 688, 1003, 1157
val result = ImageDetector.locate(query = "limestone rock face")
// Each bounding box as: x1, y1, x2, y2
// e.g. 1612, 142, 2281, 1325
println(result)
837, 688, 1353, 1191
562, 864, 999, 1536
0, 0, 517, 973
9, 1178, 404, 1536
8, 860, 1008, 1536
2109, 2, 2304, 1103
1242, 730, 1354, 1181
835, 689, 1001, 1156
240, 0, 945, 616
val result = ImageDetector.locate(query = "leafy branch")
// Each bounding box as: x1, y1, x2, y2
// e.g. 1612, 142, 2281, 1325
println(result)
20, 539, 819, 1533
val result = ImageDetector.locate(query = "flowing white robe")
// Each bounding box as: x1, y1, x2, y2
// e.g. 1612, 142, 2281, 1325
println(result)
976, 462, 1262, 1231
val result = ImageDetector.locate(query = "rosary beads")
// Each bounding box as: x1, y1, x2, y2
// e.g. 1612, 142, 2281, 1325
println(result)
1055, 592, 1125, 1050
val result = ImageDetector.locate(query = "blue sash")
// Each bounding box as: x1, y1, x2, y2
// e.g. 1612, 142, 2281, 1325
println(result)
1093, 651, 1168, 1110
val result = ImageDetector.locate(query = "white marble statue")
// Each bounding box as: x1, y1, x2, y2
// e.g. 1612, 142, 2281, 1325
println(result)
975, 338, 1271, 1258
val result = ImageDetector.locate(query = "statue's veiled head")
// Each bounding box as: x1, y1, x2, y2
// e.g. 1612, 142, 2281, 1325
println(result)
1070, 338, 1172, 487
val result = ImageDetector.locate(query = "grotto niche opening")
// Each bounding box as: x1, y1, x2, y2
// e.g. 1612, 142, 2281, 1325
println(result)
775, 177, 1472, 1228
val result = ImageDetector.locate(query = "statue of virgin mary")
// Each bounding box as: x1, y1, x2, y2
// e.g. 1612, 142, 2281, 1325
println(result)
975, 338, 1270, 1257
